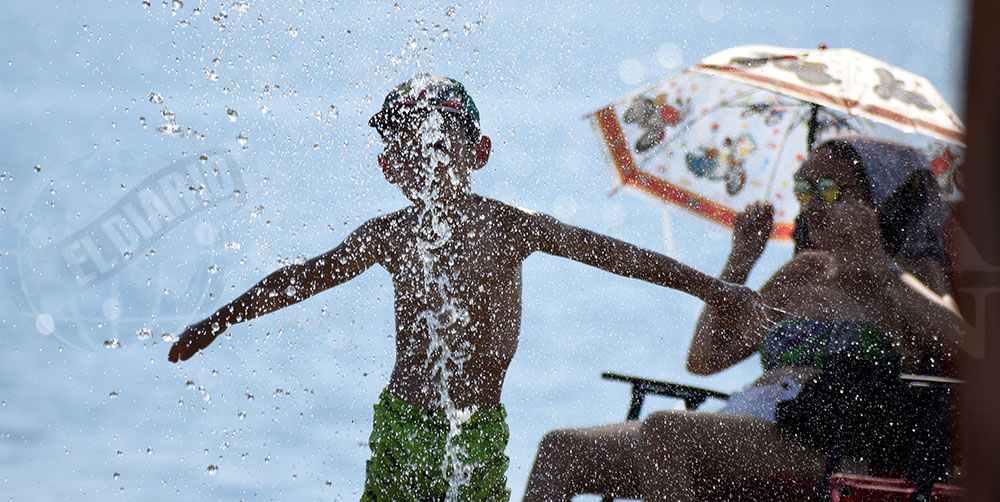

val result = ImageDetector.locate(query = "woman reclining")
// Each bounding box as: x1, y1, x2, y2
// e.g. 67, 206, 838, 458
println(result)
523, 136, 966, 502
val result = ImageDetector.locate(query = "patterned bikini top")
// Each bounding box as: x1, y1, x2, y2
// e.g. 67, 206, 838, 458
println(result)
759, 317, 901, 373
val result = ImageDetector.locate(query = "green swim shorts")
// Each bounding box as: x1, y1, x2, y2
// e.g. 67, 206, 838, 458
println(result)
360, 390, 511, 502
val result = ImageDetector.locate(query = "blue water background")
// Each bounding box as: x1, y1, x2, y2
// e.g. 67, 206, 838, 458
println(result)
0, 1, 968, 500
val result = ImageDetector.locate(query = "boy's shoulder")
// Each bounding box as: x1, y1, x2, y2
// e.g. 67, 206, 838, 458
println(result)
367, 205, 418, 225
470, 194, 558, 227
348, 207, 417, 243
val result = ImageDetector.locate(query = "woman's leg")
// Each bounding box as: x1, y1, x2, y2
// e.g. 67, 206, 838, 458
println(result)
640, 411, 827, 502
523, 421, 644, 502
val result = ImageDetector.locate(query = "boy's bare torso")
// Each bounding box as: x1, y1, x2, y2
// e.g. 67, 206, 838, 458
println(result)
368, 194, 541, 411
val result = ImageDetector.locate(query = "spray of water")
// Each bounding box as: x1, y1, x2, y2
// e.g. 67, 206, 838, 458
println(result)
408, 107, 477, 500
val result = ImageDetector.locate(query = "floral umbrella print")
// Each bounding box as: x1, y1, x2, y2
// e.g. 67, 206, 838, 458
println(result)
589, 45, 965, 240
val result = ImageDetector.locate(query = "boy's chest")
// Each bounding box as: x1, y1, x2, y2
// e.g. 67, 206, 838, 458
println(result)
382, 221, 523, 288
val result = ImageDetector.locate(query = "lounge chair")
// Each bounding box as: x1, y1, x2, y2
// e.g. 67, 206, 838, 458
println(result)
597, 372, 962, 502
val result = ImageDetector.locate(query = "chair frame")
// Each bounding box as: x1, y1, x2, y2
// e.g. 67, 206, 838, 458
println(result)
599, 371, 962, 502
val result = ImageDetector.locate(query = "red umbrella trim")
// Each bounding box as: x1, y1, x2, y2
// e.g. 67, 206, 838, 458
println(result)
595, 105, 794, 240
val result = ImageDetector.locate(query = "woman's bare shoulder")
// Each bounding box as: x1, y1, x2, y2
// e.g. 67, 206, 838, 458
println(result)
778, 251, 834, 278
761, 251, 833, 301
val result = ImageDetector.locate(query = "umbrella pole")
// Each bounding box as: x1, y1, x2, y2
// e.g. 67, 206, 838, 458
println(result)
806, 103, 820, 152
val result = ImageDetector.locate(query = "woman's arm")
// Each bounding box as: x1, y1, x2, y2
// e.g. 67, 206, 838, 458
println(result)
687, 203, 778, 375
886, 269, 969, 363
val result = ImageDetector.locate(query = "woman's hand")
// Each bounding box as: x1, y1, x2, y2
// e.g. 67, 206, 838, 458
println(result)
721, 202, 774, 284
732, 202, 774, 262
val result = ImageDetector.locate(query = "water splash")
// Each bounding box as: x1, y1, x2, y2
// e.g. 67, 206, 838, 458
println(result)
135, 328, 153, 341
406, 107, 477, 501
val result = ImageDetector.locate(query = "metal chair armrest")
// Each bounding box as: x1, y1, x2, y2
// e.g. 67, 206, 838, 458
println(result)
602, 372, 730, 420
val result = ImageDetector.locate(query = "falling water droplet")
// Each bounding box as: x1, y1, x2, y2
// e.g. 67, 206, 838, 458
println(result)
113, 472, 120, 480
103, 338, 123, 349
206, 464, 218, 475
136, 328, 152, 341
148, 92, 163, 104
287, 26, 299, 38
33, 165, 41, 173
109, 391, 119, 399
156, 122, 183, 137
236, 133, 248, 146
226, 108, 239, 122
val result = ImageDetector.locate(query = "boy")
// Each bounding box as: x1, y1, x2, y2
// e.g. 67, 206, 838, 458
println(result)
168, 74, 755, 501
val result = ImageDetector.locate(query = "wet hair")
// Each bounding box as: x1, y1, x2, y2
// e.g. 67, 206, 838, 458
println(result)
877, 169, 947, 264
792, 139, 946, 266
373, 108, 480, 144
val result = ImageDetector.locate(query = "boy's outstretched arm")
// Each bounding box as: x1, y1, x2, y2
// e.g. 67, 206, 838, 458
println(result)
522, 210, 759, 314
168, 218, 386, 362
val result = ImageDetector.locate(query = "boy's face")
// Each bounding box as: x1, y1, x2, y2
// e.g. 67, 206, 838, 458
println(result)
379, 110, 486, 204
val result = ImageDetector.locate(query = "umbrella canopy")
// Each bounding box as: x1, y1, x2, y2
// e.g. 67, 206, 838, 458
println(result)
589, 45, 965, 239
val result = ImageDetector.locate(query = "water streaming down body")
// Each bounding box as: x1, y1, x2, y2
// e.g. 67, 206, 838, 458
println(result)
411, 110, 477, 501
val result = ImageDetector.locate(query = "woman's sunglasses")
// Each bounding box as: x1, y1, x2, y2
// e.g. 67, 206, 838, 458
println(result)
793, 178, 852, 204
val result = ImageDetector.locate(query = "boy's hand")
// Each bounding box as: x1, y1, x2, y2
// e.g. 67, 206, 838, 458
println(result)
168, 318, 226, 362
711, 281, 775, 331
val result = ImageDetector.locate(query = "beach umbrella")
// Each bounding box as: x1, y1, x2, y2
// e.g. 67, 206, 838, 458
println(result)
588, 45, 965, 239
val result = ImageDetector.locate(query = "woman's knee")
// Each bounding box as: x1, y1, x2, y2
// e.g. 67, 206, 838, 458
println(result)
538, 428, 579, 450
535, 428, 590, 464
641, 411, 702, 441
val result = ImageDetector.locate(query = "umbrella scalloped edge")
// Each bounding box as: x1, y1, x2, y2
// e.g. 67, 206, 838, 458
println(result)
590, 105, 795, 241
